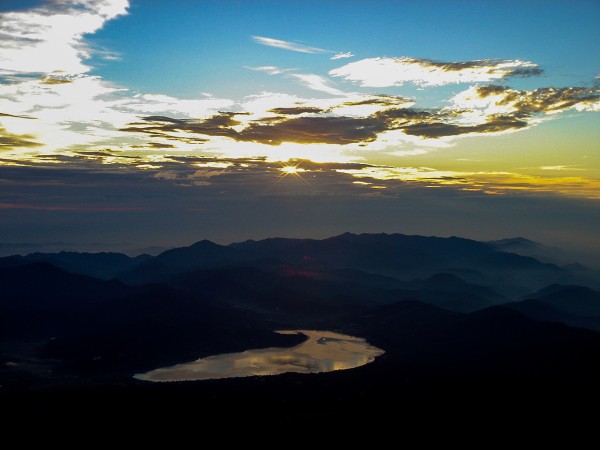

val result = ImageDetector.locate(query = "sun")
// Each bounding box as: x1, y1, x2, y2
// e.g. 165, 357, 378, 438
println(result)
278, 164, 307, 177
273, 163, 312, 190
280, 166, 300, 175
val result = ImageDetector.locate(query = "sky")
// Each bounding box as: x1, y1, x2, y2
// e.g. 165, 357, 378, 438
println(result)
0, 0, 599, 264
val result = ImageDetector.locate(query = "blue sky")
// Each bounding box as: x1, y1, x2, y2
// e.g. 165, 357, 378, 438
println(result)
84, 0, 600, 98
0, 0, 599, 262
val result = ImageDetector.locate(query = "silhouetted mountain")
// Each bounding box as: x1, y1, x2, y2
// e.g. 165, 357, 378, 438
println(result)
507, 284, 600, 330
0, 262, 132, 312
40, 285, 305, 376
168, 266, 386, 320
0, 262, 139, 340
400, 273, 507, 312
0, 251, 150, 279
488, 237, 541, 252
2, 231, 600, 406
232, 232, 494, 276
118, 239, 249, 284
231, 233, 590, 293
489, 237, 600, 274
345, 301, 600, 381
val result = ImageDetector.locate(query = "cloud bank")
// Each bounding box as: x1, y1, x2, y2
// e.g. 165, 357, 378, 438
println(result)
122, 84, 600, 147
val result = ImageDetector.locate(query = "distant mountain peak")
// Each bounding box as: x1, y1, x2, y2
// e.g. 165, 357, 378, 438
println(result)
189, 239, 219, 248
488, 237, 540, 248
426, 273, 466, 285
533, 283, 596, 297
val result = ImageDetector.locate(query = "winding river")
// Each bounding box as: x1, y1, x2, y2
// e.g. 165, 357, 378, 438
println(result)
134, 330, 384, 382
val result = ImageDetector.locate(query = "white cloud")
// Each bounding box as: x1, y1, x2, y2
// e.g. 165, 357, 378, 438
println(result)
331, 52, 354, 60
329, 57, 540, 87
121, 93, 234, 118
244, 66, 293, 75
0, 1, 238, 158
390, 149, 429, 157
0, 0, 129, 74
288, 74, 345, 95
252, 36, 328, 54
539, 165, 584, 171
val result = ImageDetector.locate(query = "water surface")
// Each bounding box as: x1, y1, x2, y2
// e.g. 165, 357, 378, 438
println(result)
134, 330, 384, 382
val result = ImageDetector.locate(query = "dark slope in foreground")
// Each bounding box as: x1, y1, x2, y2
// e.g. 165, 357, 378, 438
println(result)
4, 300, 600, 429
344, 301, 600, 380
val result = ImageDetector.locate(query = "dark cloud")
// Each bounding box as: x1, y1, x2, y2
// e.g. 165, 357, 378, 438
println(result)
120, 113, 246, 143
338, 95, 412, 108
268, 107, 325, 115
0, 125, 42, 149
40, 76, 73, 85
419, 58, 543, 78
476, 85, 600, 115
124, 113, 386, 145
507, 67, 544, 77
401, 114, 528, 138
131, 142, 177, 149
240, 116, 386, 145
0, 112, 36, 120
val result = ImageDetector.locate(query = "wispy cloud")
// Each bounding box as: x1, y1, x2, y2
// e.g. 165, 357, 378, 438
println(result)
335, 166, 600, 198
244, 66, 294, 75
539, 165, 585, 171
330, 57, 541, 87
289, 73, 345, 95
252, 36, 328, 54
331, 52, 354, 60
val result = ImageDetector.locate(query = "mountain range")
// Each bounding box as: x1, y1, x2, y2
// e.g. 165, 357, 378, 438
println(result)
2, 232, 600, 422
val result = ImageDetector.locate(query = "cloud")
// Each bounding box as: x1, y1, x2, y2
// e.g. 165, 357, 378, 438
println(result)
331, 52, 354, 60
40, 74, 75, 85
121, 93, 234, 117
329, 57, 541, 87
1, 2, 598, 189
0, 1, 140, 156
252, 36, 328, 54
390, 149, 429, 157
0, 0, 129, 74
121, 80, 599, 150
0, 112, 36, 120
244, 66, 293, 75
539, 165, 584, 171
0, 125, 42, 150
288, 73, 345, 95
123, 112, 385, 146
268, 107, 325, 115
240, 115, 386, 145
335, 165, 600, 198
397, 112, 528, 138
452, 85, 600, 120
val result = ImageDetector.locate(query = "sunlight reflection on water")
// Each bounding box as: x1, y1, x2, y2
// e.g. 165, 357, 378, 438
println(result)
134, 330, 384, 382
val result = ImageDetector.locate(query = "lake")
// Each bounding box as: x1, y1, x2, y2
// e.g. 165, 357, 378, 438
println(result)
134, 330, 384, 382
